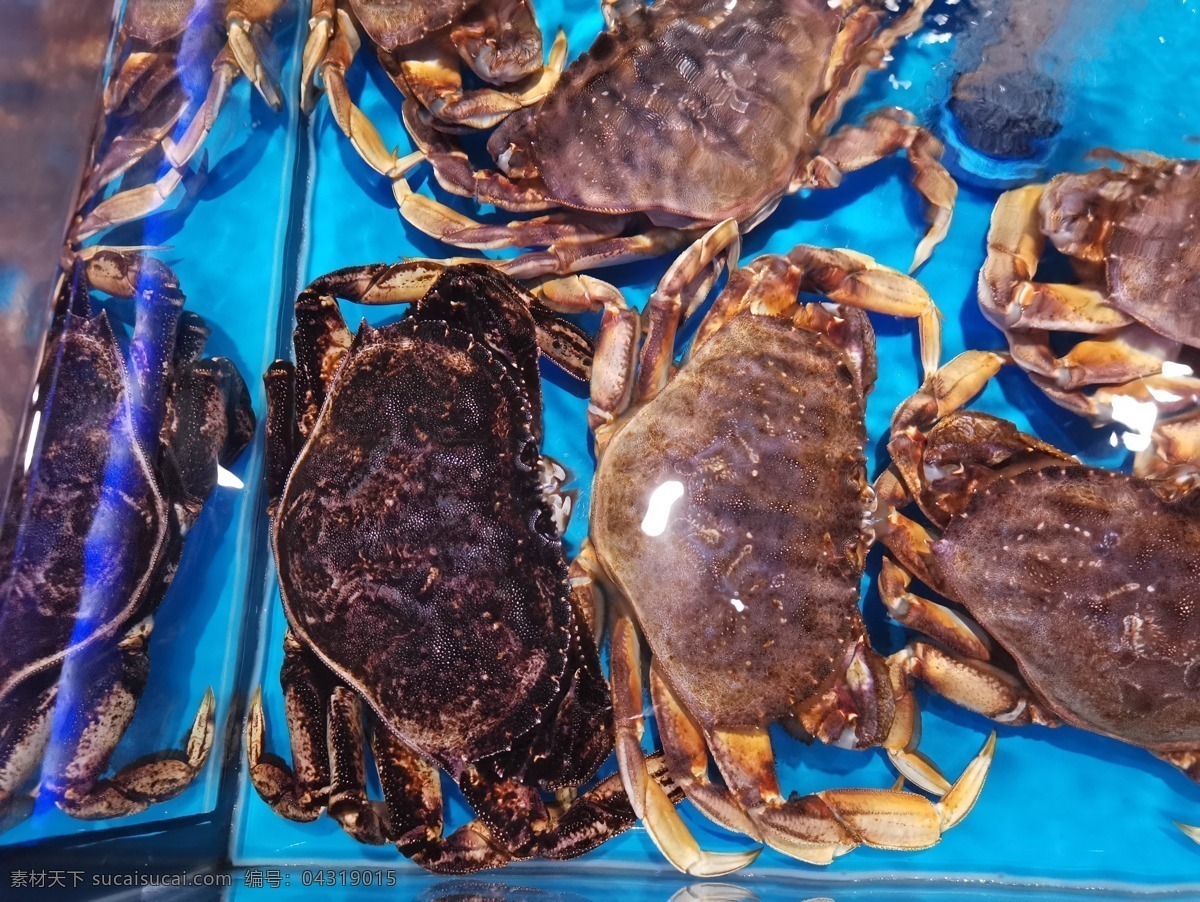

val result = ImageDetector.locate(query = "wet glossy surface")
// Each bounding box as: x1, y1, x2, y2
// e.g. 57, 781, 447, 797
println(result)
4, 0, 1200, 891
233, 0, 1200, 890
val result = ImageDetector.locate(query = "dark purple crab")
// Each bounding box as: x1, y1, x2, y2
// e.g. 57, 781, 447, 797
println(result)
370, 0, 956, 279
0, 250, 254, 828
245, 261, 677, 873
874, 350, 1200, 840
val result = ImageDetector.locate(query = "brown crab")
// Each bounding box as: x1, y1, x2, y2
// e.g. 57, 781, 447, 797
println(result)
300, 0, 565, 141
875, 349, 1200, 841
73, 0, 288, 241
0, 250, 254, 828
345, 0, 957, 279
245, 262, 679, 873
541, 221, 993, 875
979, 152, 1200, 483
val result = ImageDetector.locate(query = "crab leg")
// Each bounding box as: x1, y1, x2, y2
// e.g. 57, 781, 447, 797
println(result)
226, 0, 286, 112
648, 664, 761, 839
891, 643, 1053, 728
879, 560, 991, 661
246, 634, 334, 823
810, 0, 933, 139
73, 46, 244, 241
610, 601, 761, 876
82, 82, 190, 200
695, 244, 941, 379
707, 724, 994, 865
105, 49, 178, 114
50, 619, 215, 819
322, 687, 387, 844
532, 275, 640, 441
805, 108, 956, 272
0, 679, 57, 832
636, 219, 741, 404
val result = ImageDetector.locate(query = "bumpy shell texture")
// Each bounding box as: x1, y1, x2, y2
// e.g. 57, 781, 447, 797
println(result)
506, 0, 839, 222
936, 465, 1200, 751
1105, 161, 1200, 347
274, 315, 571, 772
592, 314, 871, 729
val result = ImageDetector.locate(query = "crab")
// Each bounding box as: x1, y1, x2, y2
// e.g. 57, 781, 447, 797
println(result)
0, 250, 254, 829
335, 0, 957, 279
300, 0, 565, 139
72, 0, 288, 242
979, 151, 1200, 483
246, 261, 680, 873
542, 221, 993, 875
874, 349, 1200, 842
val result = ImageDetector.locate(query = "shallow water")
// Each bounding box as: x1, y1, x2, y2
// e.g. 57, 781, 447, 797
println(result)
5, 0, 1200, 892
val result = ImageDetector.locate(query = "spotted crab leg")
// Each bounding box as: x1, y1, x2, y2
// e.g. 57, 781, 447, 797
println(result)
48, 619, 215, 820
705, 723, 993, 865
0, 678, 57, 832
803, 108, 956, 272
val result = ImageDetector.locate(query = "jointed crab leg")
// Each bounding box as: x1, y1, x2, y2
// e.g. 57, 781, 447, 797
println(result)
691, 243, 941, 379
49, 621, 215, 820
76, 3, 284, 241
609, 601, 761, 877
702, 722, 992, 865
804, 107, 955, 273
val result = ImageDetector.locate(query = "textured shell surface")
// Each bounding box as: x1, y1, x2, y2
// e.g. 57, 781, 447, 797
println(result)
124, 0, 205, 43
0, 314, 165, 705
518, 0, 839, 222
349, 0, 472, 49
1104, 161, 1200, 346
591, 313, 871, 730
274, 314, 571, 772
936, 465, 1200, 751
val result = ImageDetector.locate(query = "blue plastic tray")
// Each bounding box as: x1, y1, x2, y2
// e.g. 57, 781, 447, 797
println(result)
22, 0, 1194, 893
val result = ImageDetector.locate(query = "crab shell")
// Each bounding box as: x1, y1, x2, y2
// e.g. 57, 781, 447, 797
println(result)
922, 431, 1200, 753
348, 0, 543, 82
1041, 158, 1200, 348
591, 311, 877, 730
272, 276, 573, 774
487, 0, 853, 226
123, 0, 285, 43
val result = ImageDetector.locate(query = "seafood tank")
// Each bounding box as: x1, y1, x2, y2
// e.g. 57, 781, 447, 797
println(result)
1, 0, 1199, 899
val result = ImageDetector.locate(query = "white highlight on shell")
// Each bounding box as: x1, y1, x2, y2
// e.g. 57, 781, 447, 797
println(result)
730, 597, 746, 612
217, 465, 245, 490
1161, 360, 1194, 377
1107, 394, 1159, 453
641, 480, 685, 537
22, 409, 41, 473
